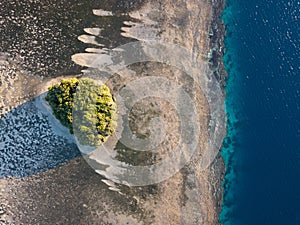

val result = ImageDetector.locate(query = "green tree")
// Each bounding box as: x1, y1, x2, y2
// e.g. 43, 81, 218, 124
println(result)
45, 78, 117, 146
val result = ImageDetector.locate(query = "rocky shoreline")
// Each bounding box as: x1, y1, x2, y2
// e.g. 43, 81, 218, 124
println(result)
0, 0, 227, 224
209, 0, 227, 216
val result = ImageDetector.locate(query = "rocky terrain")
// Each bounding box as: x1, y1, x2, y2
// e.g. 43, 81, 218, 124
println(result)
0, 0, 227, 224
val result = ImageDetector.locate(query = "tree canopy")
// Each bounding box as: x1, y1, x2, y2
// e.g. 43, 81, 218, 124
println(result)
45, 78, 117, 146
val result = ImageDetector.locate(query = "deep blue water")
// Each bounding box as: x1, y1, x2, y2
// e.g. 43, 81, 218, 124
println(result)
220, 0, 300, 224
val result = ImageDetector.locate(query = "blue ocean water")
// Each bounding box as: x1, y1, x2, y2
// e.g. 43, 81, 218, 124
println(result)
220, 0, 300, 224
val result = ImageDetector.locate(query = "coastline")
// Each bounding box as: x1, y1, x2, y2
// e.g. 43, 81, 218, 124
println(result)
209, 0, 228, 220
0, 0, 228, 224
105, 0, 228, 222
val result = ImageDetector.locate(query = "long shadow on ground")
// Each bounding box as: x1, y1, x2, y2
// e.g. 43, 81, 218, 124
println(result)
0, 96, 81, 178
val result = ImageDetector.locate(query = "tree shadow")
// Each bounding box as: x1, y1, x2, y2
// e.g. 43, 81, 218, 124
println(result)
0, 94, 81, 178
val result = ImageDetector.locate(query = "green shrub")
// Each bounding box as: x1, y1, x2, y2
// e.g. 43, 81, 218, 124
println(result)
45, 78, 117, 146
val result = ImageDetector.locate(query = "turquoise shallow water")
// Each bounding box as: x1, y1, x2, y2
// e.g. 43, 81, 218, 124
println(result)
219, 0, 242, 223
220, 0, 300, 224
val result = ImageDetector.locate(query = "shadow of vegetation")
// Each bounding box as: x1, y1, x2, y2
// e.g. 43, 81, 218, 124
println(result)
0, 95, 81, 178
